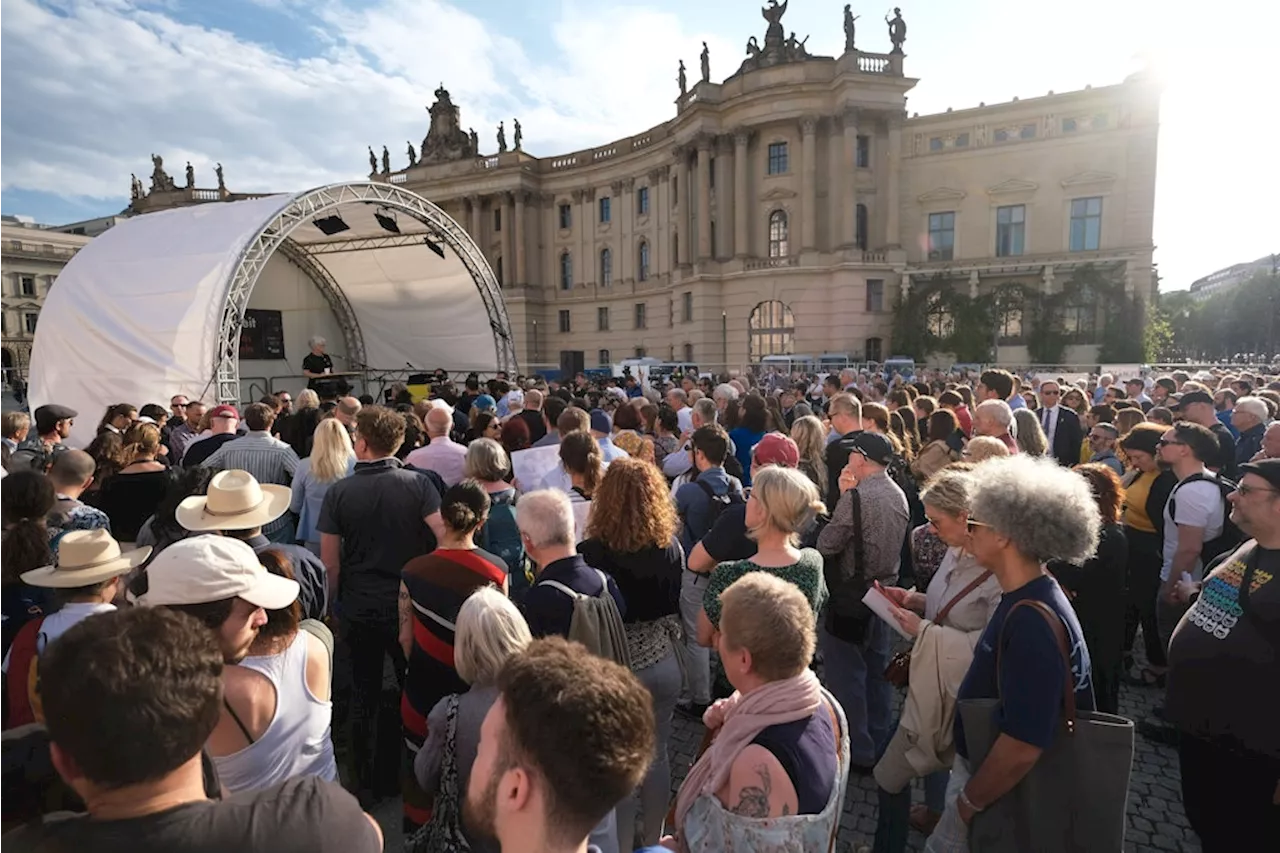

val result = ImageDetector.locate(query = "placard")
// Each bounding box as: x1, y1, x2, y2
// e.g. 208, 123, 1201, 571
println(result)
238, 309, 285, 360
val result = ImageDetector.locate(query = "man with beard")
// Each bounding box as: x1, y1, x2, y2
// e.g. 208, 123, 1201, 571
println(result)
464, 638, 655, 853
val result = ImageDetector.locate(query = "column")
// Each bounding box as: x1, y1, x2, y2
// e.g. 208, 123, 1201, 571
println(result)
841, 108, 859, 247
696, 138, 712, 260
585, 188, 597, 285
800, 116, 817, 251
650, 168, 664, 276
502, 192, 515, 284
611, 180, 625, 284
514, 190, 527, 286
673, 148, 689, 266
572, 189, 586, 288
733, 129, 749, 257
467, 195, 481, 243
541, 193, 555, 292
886, 113, 903, 248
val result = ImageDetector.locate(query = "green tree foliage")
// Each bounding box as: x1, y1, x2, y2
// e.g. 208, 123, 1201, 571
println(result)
1153, 269, 1279, 360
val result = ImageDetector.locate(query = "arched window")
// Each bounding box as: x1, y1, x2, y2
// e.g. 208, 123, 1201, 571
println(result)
599, 248, 612, 287
1061, 286, 1098, 340
768, 210, 789, 258
638, 241, 650, 281
749, 300, 796, 359
560, 252, 573, 290
998, 291, 1024, 341
926, 293, 955, 338
855, 203, 868, 250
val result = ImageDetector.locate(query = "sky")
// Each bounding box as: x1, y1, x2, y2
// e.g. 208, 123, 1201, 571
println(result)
2, 0, 1277, 291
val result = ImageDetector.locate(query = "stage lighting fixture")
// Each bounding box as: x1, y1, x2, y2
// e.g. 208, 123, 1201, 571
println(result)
312, 215, 350, 236
423, 237, 445, 259
374, 208, 400, 234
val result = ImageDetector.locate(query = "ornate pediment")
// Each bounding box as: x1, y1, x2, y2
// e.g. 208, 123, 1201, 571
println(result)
760, 186, 798, 201
987, 179, 1038, 196
916, 187, 966, 204
1060, 171, 1117, 190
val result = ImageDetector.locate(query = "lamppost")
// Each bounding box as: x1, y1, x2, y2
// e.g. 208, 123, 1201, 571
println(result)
531, 320, 538, 365
721, 310, 728, 373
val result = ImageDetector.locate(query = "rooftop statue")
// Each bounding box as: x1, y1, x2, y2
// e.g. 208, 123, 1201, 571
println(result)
886, 7, 906, 54
677, 59, 687, 96
700, 42, 710, 83
844, 4, 859, 51
730, 0, 820, 77
497, 120, 507, 154
419, 83, 478, 163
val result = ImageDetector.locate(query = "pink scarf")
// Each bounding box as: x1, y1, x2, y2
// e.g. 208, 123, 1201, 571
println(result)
674, 669, 823, 841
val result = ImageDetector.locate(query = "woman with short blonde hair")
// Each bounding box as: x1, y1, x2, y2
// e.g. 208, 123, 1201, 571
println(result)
964, 435, 1010, 462
290, 418, 356, 554
453, 586, 531, 686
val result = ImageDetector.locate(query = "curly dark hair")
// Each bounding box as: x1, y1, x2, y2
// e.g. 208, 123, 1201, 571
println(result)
1, 470, 55, 584
1075, 462, 1124, 524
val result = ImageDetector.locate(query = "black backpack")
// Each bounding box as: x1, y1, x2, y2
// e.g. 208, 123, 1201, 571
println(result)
693, 479, 745, 538
1167, 473, 1245, 566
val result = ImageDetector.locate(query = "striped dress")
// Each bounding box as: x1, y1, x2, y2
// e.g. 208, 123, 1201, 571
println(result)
400, 547, 508, 828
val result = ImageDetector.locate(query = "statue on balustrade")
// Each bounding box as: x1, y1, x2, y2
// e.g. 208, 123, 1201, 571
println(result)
381, 145, 391, 174
677, 59, 687, 96
886, 7, 906, 53
406, 141, 418, 167
762, 0, 787, 49
786, 31, 809, 58
843, 4, 859, 51
732, 0, 825, 77
745, 36, 761, 58
368, 146, 378, 174
496, 121, 507, 153
469, 128, 479, 154
420, 84, 478, 163
185, 162, 195, 189
215, 162, 225, 191
149, 154, 176, 193
513, 119, 523, 151
700, 42, 710, 82
130, 174, 141, 200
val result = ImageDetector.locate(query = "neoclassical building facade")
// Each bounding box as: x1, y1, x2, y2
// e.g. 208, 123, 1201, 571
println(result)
1, 222, 91, 379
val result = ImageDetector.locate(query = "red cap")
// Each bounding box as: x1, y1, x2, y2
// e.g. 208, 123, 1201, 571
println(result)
209, 404, 239, 419
751, 432, 800, 468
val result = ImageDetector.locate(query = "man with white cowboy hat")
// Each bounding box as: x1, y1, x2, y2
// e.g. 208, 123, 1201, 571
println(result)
5, 530, 151, 722
175, 469, 327, 621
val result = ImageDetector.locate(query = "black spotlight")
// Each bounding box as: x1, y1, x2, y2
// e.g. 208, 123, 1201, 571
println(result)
423, 237, 445, 259
374, 208, 400, 234
312, 215, 349, 236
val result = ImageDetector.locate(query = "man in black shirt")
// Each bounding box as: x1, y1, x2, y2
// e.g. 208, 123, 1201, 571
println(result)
301, 336, 335, 392
1178, 391, 1238, 479
5, 607, 381, 853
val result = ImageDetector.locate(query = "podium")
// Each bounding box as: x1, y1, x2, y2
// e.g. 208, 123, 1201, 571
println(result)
310, 371, 361, 398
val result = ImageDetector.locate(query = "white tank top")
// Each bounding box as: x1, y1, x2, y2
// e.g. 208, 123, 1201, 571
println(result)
212, 631, 338, 793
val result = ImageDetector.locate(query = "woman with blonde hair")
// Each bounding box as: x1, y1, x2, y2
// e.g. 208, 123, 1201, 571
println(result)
289, 418, 355, 554
790, 415, 829, 498
91, 422, 171, 544
279, 388, 321, 458
1012, 407, 1049, 457
414, 587, 531, 853
963, 435, 1010, 463
579, 457, 685, 847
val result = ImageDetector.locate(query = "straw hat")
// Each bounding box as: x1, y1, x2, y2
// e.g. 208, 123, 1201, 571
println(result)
21, 529, 150, 588
175, 469, 291, 532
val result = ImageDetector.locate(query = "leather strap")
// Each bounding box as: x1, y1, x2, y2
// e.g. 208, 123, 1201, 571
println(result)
935, 569, 993, 624
995, 596, 1078, 734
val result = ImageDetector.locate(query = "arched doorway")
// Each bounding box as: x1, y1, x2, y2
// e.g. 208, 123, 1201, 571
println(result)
1, 348, 13, 385
749, 300, 796, 359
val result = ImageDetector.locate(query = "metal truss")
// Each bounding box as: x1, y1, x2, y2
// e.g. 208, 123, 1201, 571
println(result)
215, 181, 516, 403
304, 233, 430, 255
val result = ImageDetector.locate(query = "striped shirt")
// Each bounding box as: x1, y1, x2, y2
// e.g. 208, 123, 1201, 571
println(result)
201, 432, 300, 536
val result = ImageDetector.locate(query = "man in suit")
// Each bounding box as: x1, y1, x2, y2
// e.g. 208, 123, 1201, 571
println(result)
1038, 380, 1083, 466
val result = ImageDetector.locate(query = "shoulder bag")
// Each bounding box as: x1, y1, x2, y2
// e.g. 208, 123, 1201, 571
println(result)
407, 695, 472, 853
884, 568, 992, 689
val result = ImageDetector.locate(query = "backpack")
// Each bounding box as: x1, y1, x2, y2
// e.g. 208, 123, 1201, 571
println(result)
537, 569, 631, 669
692, 479, 746, 540
481, 494, 530, 601
1167, 472, 1245, 567
4, 617, 45, 730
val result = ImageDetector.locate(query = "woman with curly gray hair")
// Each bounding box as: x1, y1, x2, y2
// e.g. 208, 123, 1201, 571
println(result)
925, 455, 1101, 852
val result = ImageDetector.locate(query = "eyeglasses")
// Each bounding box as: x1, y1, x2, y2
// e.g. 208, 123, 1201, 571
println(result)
1235, 483, 1279, 497
1156, 438, 1184, 447
1041, 389, 1061, 396
966, 519, 992, 532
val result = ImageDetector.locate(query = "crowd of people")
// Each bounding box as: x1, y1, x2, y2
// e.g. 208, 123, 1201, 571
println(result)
1, 361, 1277, 852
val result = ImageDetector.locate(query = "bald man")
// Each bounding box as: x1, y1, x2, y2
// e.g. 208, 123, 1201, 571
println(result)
335, 396, 362, 434
403, 404, 468, 486
515, 387, 548, 443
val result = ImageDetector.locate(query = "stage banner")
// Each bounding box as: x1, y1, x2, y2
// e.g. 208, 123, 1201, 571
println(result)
239, 309, 286, 360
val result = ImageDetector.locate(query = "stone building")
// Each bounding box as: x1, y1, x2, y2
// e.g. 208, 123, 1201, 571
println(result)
1, 219, 92, 380
369, 6, 1158, 371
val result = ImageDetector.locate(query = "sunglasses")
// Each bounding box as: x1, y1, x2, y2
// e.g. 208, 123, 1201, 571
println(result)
1041, 389, 1061, 396
1156, 438, 1184, 447
966, 519, 992, 532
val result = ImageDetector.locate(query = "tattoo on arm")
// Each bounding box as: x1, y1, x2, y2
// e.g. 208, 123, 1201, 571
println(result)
730, 764, 773, 818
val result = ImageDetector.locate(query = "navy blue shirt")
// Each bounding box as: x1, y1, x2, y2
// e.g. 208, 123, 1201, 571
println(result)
521, 554, 626, 639
955, 575, 1094, 758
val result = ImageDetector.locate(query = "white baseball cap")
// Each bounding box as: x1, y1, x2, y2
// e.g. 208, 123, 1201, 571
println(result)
134, 535, 299, 610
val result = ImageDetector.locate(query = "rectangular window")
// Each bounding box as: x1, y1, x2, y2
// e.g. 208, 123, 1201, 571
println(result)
995, 204, 1026, 257
597, 306, 609, 331
1020, 124, 1036, 139
767, 142, 788, 175
558, 203, 572, 229
558, 309, 571, 333
1062, 117, 1078, 133
493, 208, 501, 231
1069, 197, 1103, 251
955, 132, 969, 147
635, 346, 647, 358
635, 303, 647, 329
25, 313, 38, 334
683, 343, 694, 363
599, 197, 611, 223
637, 186, 650, 215
865, 279, 885, 313
682, 291, 693, 323
856, 135, 870, 167
927, 212, 955, 261
672, 175, 678, 207
929, 137, 943, 152
994, 128, 1010, 143
599, 349, 611, 366
20, 276, 35, 296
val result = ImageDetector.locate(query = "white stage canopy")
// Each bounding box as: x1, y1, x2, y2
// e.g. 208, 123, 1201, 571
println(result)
29, 182, 514, 448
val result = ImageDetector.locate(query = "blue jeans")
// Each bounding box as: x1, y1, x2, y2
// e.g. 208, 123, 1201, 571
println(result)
819, 617, 892, 766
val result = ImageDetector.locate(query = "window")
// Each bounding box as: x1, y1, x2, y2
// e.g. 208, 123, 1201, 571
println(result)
709, 221, 716, 257
929, 137, 943, 152
768, 210, 789, 258
955, 132, 969, 147
24, 313, 38, 334
1069, 197, 1102, 251
558, 310, 571, 333
1062, 117, 1078, 133
635, 346, 647, 358
20, 276, 35, 296
1061, 291, 1097, 339
865, 337, 883, 363
682, 291, 693, 323
560, 252, 573, 290
709, 157, 716, 188
599, 196, 611, 223
493, 207, 501, 231
855, 204, 868, 250
672, 234, 679, 263
995, 205, 1025, 257
597, 306, 610, 331
865, 279, 885, 313
599, 349, 611, 366
558, 203, 572, 229
637, 241, 650, 281
634, 303, 647, 329
856, 135, 870, 167
495, 257, 504, 286
637, 186, 650, 215
1019, 124, 1036, 140
749, 300, 796, 359
767, 142, 789, 175
927, 212, 955, 261
999, 299, 1024, 340
994, 128, 1010, 143
926, 294, 954, 338
683, 343, 694, 363
672, 175, 678, 207
1093, 113, 1108, 129
600, 248, 612, 287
